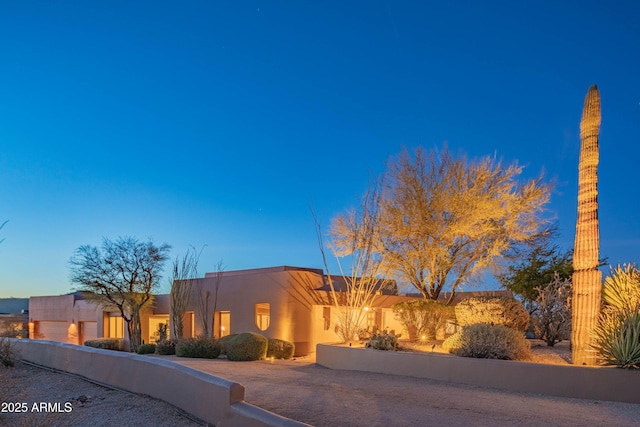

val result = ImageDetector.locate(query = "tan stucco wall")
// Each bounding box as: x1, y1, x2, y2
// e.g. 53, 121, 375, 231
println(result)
29, 296, 97, 323
179, 267, 424, 356
316, 344, 640, 404
29, 295, 168, 346
10, 339, 309, 426
185, 268, 323, 356
29, 296, 102, 343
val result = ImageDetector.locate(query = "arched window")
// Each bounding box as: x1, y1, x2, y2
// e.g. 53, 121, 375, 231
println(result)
255, 303, 270, 331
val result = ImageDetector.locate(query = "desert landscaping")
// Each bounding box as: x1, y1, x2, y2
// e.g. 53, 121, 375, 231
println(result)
3, 340, 640, 427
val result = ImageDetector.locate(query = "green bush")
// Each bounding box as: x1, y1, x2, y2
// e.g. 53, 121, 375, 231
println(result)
218, 334, 239, 355
455, 296, 530, 332
266, 338, 295, 359
84, 338, 125, 351
365, 329, 400, 351
441, 331, 464, 352
225, 332, 268, 361
447, 324, 531, 360
175, 337, 222, 359
392, 299, 455, 340
155, 339, 176, 355
136, 343, 156, 354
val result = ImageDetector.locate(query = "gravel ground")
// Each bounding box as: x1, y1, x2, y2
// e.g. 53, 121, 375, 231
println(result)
2, 341, 640, 427
0, 362, 202, 427
167, 351, 640, 427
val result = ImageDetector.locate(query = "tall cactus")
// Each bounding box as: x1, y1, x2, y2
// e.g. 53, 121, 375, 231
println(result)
571, 85, 602, 366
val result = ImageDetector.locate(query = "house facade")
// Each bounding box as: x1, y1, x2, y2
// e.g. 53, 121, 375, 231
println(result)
27, 265, 510, 356
28, 292, 171, 348
176, 266, 410, 356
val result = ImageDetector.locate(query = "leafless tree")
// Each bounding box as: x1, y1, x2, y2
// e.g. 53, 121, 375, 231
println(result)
169, 247, 202, 340
69, 237, 171, 353
315, 184, 393, 343
209, 260, 224, 338
533, 272, 572, 346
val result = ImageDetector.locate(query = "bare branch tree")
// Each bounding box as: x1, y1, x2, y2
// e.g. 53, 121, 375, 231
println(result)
533, 272, 572, 347
69, 237, 171, 352
169, 246, 203, 340
210, 260, 224, 338
0, 220, 8, 245
314, 183, 393, 343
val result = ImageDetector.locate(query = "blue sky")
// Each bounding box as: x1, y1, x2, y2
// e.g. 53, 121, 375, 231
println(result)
1, 1, 639, 298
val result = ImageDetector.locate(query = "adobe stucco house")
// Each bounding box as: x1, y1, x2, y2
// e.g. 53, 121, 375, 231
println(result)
28, 292, 171, 348
28, 265, 511, 356
28, 266, 411, 354
176, 266, 411, 356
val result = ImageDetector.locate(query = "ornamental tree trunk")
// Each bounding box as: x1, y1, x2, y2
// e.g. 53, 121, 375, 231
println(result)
127, 306, 143, 353
571, 85, 602, 366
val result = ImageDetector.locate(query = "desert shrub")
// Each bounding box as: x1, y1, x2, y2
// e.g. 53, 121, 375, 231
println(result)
532, 273, 571, 346
393, 299, 455, 340
455, 296, 530, 332
84, 338, 125, 351
0, 322, 29, 339
266, 338, 295, 359
217, 333, 239, 355
441, 331, 464, 352
136, 343, 156, 354
155, 339, 177, 355
175, 337, 222, 359
592, 264, 640, 369
365, 329, 400, 351
450, 324, 531, 360
0, 337, 19, 368
225, 332, 268, 361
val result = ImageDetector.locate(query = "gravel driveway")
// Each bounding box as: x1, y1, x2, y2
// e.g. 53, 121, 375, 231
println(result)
4, 352, 639, 427
159, 354, 640, 427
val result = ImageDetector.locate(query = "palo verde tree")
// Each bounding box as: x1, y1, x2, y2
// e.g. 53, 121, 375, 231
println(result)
333, 146, 552, 303
69, 237, 171, 353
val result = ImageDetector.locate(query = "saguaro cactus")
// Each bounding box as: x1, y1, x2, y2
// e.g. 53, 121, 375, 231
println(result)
571, 85, 602, 366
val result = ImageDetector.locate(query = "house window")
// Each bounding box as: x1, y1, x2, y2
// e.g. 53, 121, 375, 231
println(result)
323, 307, 331, 331
149, 316, 170, 343
215, 311, 230, 338
255, 303, 270, 331
108, 314, 124, 338
366, 308, 376, 328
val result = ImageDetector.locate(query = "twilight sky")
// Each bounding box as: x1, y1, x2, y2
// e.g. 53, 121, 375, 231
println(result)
1, 1, 639, 298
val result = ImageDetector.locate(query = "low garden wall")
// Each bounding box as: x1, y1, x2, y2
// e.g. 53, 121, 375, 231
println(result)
316, 344, 640, 404
10, 339, 309, 427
